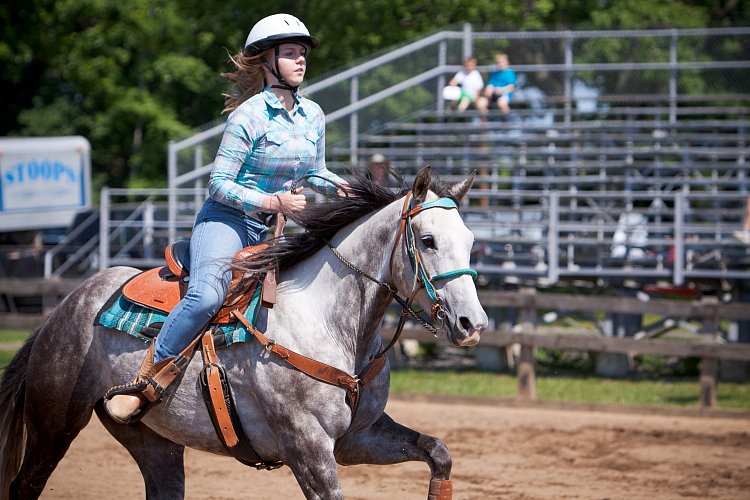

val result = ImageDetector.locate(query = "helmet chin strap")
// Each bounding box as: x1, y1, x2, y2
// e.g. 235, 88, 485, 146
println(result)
263, 46, 300, 105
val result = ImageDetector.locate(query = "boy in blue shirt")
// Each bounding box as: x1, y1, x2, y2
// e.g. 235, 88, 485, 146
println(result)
477, 53, 516, 116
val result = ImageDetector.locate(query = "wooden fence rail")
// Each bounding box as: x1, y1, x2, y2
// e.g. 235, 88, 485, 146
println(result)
386, 325, 750, 409
384, 288, 750, 409
0, 278, 81, 329
0, 278, 81, 296
2, 280, 749, 408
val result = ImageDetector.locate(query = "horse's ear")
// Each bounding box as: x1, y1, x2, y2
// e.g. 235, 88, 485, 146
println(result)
449, 170, 476, 203
412, 166, 432, 205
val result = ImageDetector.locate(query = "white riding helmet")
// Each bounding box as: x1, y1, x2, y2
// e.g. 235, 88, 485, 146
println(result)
244, 13, 320, 56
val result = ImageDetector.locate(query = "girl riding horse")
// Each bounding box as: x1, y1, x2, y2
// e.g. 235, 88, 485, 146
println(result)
105, 13, 348, 423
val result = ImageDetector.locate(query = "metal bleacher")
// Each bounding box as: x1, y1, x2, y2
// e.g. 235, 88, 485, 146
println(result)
342, 99, 749, 292
82, 25, 750, 298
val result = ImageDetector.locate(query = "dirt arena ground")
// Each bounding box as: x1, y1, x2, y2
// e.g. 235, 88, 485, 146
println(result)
41, 395, 750, 499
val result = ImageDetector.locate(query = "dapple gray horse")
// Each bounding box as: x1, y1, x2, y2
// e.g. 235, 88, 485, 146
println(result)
0, 167, 487, 499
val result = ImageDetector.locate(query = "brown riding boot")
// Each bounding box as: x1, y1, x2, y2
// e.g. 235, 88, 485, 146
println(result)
104, 343, 175, 424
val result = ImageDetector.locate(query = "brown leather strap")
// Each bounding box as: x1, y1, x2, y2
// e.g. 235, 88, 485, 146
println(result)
142, 333, 203, 403
261, 271, 277, 308
388, 192, 412, 281
273, 213, 287, 239
428, 478, 453, 500
232, 310, 368, 409
201, 332, 239, 447
261, 213, 287, 308
357, 353, 387, 388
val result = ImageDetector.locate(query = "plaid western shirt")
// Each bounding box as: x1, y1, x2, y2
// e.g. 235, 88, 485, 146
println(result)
208, 86, 345, 214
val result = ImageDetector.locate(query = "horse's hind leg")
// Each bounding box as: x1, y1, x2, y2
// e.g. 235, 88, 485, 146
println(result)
334, 412, 453, 498
95, 403, 186, 499
8, 398, 95, 499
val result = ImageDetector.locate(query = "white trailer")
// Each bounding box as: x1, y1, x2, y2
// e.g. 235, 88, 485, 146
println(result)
0, 136, 92, 232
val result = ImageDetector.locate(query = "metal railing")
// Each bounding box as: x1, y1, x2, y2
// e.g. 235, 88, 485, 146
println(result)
92, 185, 750, 289
98, 187, 203, 271
166, 26, 750, 208
44, 211, 99, 278
468, 190, 750, 286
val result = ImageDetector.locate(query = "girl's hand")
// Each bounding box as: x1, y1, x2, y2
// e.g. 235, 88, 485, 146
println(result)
337, 182, 351, 198
273, 187, 306, 214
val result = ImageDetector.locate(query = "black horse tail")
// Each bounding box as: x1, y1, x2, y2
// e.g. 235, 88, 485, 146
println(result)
0, 327, 39, 499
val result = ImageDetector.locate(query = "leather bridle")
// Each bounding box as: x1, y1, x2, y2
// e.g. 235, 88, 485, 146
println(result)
327, 190, 477, 358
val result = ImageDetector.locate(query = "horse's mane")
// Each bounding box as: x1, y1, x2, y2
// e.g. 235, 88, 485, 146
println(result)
232, 169, 455, 278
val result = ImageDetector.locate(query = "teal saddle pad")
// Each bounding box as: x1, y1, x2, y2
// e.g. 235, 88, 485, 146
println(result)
96, 284, 263, 348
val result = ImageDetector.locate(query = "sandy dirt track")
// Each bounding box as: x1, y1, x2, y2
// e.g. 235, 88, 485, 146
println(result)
40, 396, 750, 499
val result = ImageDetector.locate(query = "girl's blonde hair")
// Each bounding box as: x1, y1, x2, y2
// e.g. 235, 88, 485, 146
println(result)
221, 49, 271, 113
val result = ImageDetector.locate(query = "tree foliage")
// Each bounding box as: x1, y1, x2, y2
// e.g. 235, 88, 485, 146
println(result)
1, 0, 747, 191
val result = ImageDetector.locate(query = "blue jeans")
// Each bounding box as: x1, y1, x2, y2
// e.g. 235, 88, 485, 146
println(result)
153, 199, 267, 362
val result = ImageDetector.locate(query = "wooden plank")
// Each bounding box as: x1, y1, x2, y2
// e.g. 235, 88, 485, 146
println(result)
0, 278, 82, 296
381, 327, 750, 361
4, 310, 749, 362
518, 345, 537, 400
477, 290, 750, 321
0, 313, 47, 329
700, 357, 719, 408
481, 331, 750, 361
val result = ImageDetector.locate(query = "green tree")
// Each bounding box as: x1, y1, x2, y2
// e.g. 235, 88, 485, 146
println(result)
3, 0, 231, 191
1, 0, 747, 192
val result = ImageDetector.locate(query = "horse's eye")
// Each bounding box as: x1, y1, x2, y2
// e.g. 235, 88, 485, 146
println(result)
421, 235, 435, 249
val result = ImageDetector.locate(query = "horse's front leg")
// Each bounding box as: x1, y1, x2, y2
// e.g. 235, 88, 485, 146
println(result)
277, 418, 344, 500
334, 412, 453, 499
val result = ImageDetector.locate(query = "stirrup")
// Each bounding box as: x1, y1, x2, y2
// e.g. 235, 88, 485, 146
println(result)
103, 380, 159, 425
103, 334, 204, 425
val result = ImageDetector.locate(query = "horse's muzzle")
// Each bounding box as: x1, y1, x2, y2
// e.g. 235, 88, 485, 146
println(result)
447, 314, 485, 347
455, 326, 482, 346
